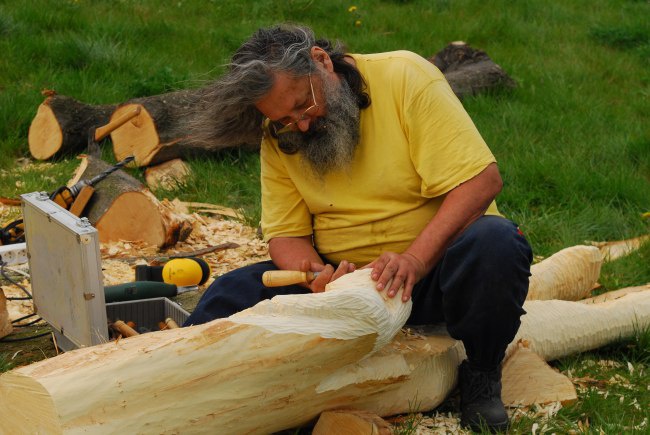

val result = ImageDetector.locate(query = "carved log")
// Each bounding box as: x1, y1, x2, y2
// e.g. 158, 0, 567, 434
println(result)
501, 345, 577, 406
527, 245, 602, 301
28, 92, 116, 160
590, 235, 650, 262
69, 155, 192, 248
0, 263, 648, 434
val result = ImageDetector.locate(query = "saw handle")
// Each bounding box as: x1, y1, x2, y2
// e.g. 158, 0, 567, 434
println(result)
262, 270, 316, 287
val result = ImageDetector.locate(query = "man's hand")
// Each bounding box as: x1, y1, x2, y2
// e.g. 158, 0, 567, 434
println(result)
300, 259, 355, 293
364, 252, 426, 302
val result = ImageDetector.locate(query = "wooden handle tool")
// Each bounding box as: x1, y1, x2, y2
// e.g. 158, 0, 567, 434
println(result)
262, 270, 318, 287
94, 106, 141, 141
111, 320, 139, 338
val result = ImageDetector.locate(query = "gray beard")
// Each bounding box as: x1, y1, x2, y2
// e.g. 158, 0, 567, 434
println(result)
278, 73, 361, 178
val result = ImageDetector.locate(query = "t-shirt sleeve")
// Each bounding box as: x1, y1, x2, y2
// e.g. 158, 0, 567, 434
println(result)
259, 137, 313, 242
405, 66, 496, 198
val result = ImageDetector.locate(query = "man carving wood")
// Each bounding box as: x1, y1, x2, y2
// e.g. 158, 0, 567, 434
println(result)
186, 24, 532, 432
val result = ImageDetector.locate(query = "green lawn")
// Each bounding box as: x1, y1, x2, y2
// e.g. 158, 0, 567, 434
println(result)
0, 0, 648, 433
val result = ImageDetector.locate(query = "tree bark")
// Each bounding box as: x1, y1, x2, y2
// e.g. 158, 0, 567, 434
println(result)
70, 155, 192, 248
28, 92, 116, 160
0, 265, 648, 434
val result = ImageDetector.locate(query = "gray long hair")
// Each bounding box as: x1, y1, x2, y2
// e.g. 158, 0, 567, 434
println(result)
189, 24, 323, 148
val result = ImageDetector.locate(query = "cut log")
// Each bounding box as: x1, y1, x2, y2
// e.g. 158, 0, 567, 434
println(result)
143, 158, 191, 190
429, 41, 517, 99
526, 245, 602, 301
313, 409, 392, 435
69, 155, 192, 248
0, 291, 12, 339
28, 92, 116, 160
501, 344, 577, 406
110, 89, 217, 167
0, 264, 648, 434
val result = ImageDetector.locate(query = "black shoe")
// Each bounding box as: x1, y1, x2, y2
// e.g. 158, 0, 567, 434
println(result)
458, 360, 509, 433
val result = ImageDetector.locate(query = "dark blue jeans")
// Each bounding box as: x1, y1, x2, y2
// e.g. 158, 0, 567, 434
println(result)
184, 216, 532, 369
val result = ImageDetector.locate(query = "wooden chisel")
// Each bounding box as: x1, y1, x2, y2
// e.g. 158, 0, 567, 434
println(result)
262, 270, 320, 287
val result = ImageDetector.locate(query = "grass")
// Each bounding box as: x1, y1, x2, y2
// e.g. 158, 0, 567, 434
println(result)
0, 352, 13, 372
0, 0, 649, 432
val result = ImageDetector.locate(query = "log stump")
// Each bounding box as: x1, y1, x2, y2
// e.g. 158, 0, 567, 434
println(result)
430, 41, 517, 99
70, 155, 192, 248
143, 158, 191, 190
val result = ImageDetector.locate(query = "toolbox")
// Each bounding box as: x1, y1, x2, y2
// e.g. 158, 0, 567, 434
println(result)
21, 192, 188, 351
106, 297, 188, 334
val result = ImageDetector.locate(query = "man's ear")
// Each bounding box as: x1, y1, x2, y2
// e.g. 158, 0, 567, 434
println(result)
310, 46, 334, 73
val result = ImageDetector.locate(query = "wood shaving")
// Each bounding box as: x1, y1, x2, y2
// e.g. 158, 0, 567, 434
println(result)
509, 401, 562, 422
419, 413, 469, 434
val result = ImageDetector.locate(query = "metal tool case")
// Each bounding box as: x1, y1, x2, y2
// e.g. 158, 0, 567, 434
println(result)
21, 191, 108, 350
22, 192, 189, 351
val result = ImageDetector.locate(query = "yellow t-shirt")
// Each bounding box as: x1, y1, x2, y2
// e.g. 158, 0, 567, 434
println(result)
260, 51, 499, 265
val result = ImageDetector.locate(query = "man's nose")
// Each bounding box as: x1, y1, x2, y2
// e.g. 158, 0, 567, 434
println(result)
297, 117, 311, 132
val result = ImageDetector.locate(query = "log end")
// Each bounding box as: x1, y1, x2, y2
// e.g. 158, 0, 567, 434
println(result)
28, 101, 63, 160
111, 104, 159, 167
95, 191, 166, 247
0, 371, 62, 433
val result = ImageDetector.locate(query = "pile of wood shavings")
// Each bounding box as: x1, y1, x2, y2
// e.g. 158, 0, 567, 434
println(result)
393, 412, 469, 434
100, 199, 269, 288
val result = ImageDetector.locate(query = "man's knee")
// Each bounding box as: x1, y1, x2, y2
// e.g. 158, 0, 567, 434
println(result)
456, 216, 532, 269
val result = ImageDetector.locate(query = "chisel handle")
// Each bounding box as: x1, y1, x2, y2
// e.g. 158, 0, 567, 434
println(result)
111, 320, 139, 337
262, 270, 317, 287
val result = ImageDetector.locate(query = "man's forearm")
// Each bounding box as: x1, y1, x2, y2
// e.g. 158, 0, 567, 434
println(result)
268, 236, 323, 270
405, 163, 503, 271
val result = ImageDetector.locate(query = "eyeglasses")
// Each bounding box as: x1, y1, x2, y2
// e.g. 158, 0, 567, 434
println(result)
269, 73, 319, 136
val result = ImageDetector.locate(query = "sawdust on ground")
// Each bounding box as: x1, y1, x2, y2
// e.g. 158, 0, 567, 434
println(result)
1, 199, 269, 323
